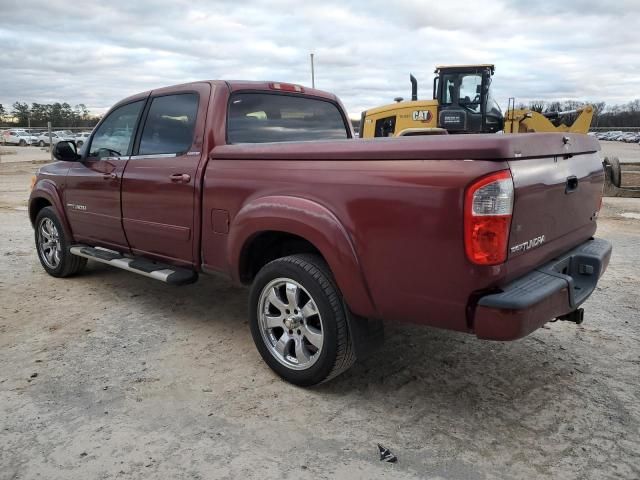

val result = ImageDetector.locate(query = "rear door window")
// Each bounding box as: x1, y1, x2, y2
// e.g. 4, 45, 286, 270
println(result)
139, 93, 199, 155
227, 93, 349, 143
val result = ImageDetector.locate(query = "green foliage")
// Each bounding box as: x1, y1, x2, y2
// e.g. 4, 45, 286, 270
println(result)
11, 102, 30, 125
1, 101, 100, 127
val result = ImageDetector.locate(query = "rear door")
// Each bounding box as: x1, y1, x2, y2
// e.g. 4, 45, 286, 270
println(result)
121, 83, 210, 266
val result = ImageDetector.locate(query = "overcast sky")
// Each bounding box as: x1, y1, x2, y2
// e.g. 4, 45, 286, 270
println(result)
1, 0, 639, 118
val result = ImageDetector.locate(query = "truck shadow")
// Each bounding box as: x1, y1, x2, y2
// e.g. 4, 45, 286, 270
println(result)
79, 262, 579, 414
315, 321, 584, 423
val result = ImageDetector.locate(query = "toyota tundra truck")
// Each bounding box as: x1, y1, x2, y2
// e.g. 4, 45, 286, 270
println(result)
28, 80, 612, 386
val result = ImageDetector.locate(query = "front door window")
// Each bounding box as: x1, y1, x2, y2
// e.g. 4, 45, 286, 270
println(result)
88, 101, 144, 158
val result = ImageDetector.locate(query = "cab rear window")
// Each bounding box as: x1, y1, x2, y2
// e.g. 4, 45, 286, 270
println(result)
227, 93, 349, 143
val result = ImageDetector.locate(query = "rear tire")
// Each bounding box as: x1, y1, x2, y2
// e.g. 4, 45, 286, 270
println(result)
35, 207, 86, 278
19, 139, 26, 146
38, 140, 45, 147
249, 254, 355, 386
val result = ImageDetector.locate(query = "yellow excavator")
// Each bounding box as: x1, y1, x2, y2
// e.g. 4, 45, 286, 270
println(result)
359, 64, 594, 138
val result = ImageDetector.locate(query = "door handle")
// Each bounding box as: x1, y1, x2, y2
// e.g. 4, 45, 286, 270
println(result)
103, 173, 117, 180
170, 173, 191, 183
565, 175, 578, 194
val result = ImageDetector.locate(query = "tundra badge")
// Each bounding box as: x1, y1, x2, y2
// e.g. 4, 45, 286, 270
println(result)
510, 235, 545, 254
66, 203, 87, 211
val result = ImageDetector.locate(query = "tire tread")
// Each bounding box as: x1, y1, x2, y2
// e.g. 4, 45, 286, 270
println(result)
270, 254, 355, 383
35, 207, 86, 278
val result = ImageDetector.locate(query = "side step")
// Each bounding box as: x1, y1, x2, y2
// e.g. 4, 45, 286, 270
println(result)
70, 245, 198, 286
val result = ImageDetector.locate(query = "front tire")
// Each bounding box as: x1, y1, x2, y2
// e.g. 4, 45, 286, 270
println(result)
249, 254, 355, 386
35, 207, 86, 277
39, 140, 45, 147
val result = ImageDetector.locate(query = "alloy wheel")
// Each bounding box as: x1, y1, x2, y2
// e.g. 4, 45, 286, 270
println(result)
38, 217, 61, 269
257, 278, 324, 370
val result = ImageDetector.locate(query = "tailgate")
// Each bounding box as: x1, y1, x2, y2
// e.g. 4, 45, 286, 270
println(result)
507, 150, 604, 262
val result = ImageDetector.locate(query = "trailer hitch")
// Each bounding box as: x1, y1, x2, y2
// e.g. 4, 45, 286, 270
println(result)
556, 308, 584, 325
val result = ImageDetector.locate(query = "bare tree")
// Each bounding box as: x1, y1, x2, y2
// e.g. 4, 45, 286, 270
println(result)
528, 101, 546, 113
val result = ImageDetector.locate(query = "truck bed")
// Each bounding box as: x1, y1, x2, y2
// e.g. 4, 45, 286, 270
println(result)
204, 132, 604, 335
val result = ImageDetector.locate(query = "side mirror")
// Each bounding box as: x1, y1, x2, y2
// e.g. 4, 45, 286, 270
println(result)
53, 141, 80, 162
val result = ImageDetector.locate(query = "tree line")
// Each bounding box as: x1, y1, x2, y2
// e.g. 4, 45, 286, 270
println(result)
515, 99, 640, 128
0, 102, 101, 128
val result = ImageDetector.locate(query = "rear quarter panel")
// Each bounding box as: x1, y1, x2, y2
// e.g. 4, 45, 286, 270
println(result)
202, 157, 507, 332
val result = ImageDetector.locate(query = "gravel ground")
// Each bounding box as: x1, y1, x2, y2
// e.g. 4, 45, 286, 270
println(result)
0, 146, 51, 164
598, 140, 640, 164
1, 161, 639, 480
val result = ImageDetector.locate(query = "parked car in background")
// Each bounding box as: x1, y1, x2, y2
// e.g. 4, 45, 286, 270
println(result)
35, 131, 76, 147
73, 131, 92, 147
595, 131, 627, 141
1, 129, 37, 146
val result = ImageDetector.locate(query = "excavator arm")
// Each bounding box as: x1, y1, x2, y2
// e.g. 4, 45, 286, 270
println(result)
504, 105, 594, 134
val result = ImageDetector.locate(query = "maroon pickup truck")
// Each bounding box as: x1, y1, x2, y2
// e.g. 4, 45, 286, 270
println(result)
29, 80, 612, 385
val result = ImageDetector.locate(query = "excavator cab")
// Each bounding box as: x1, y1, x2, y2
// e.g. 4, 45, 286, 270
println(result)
433, 65, 504, 133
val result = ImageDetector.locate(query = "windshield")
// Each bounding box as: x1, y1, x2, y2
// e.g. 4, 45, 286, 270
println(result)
442, 73, 482, 112
227, 93, 349, 143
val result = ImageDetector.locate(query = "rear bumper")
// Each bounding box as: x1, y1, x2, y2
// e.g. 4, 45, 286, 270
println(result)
473, 237, 612, 340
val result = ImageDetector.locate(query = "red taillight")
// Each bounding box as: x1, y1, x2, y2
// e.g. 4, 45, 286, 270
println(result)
269, 82, 304, 93
464, 170, 514, 265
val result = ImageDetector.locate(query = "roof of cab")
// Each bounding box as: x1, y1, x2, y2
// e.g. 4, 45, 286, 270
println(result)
223, 80, 339, 102
113, 80, 339, 109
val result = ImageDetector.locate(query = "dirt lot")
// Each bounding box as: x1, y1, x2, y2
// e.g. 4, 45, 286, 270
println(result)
0, 146, 51, 164
599, 140, 640, 164
1, 161, 639, 480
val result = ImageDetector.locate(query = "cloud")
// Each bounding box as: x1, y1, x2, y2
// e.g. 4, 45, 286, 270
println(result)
0, 0, 638, 118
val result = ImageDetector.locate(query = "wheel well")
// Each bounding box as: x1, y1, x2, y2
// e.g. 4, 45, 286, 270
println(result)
29, 198, 51, 226
240, 231, 324, 284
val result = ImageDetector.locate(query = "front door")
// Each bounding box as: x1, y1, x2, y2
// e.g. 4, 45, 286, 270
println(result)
64, 99, 146, 250
121, 83, 210, 266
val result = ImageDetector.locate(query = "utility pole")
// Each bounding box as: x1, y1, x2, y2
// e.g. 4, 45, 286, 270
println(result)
310, 53, 315, 88
48, 121, 53, 161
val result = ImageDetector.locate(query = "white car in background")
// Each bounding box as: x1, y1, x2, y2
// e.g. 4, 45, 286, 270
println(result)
1, 129, 37, 146
74, 131, 92, 147
35, 130, 76, 147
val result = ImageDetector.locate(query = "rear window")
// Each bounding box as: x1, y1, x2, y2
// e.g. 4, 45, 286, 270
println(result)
227, 93, 349, 143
